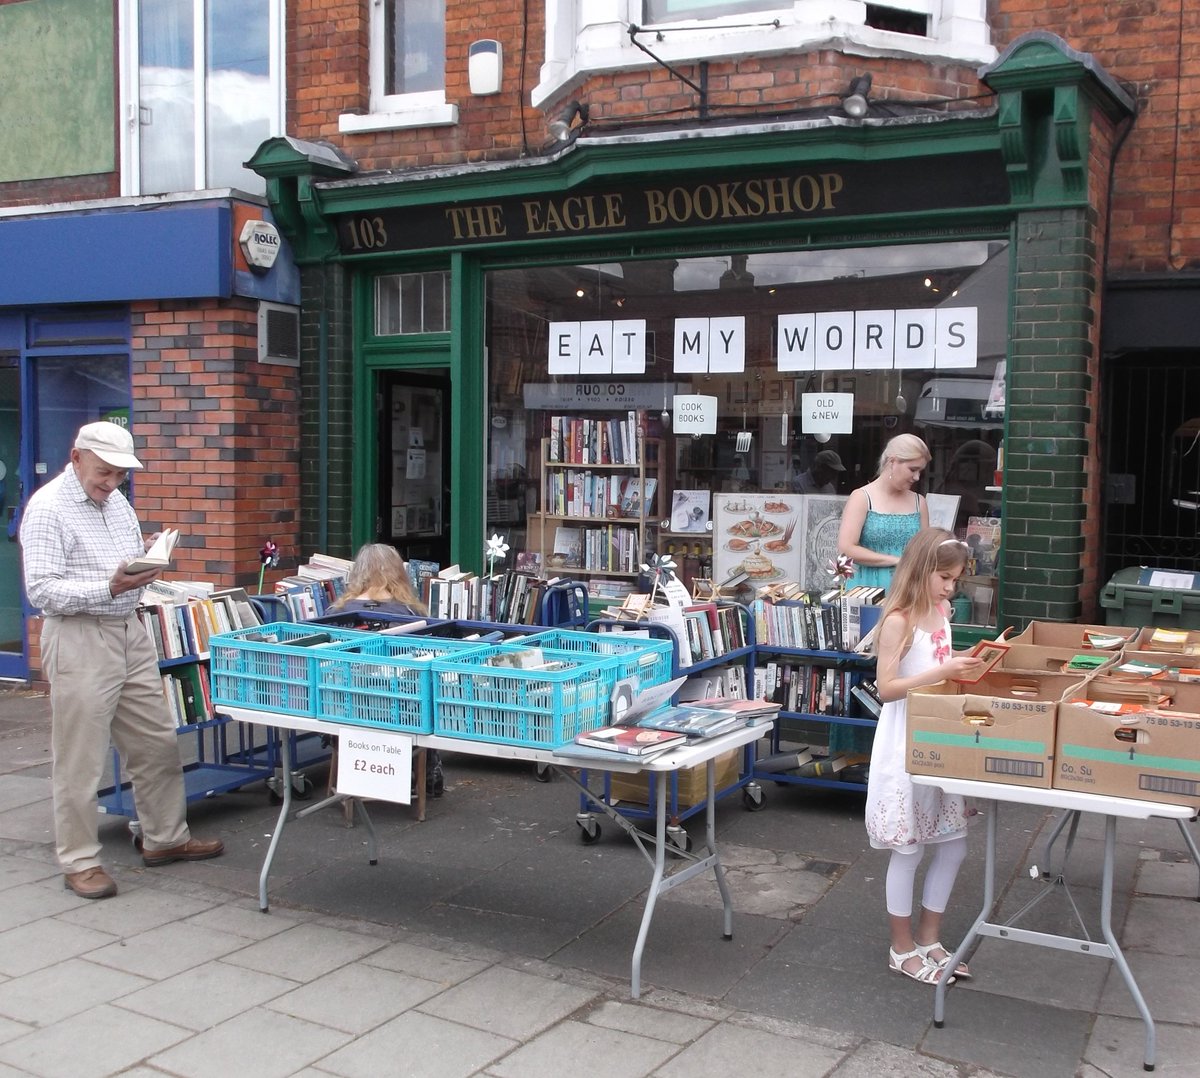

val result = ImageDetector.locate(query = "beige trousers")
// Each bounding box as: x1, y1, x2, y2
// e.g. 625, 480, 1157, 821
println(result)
42, 613, 189, 873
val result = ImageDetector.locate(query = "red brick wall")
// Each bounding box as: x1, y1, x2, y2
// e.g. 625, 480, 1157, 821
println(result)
130, 299, 302, 592
994, 0, 1200, 273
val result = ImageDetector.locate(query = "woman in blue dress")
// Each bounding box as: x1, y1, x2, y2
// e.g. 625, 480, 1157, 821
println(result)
831, 434, 931, 756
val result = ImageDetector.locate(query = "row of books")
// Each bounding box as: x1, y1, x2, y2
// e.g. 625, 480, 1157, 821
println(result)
161, 664, 216, 727
137, 587, 262, 661
276, 552, 353, 619
757, 660, 860, 717
750, 590, 882, 653
425, 567, 558, 625
544, 471, 657, 520
550, 524, 641, 574
547, 411, 643, 466
678, 601, 749, 664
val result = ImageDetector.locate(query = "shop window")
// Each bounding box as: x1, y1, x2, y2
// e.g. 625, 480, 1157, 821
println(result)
375, 272, 450, 336
340, 0, 457, 133
120, 0, 283, 197
536, 0, 991, 107
483, 241, 1008, 620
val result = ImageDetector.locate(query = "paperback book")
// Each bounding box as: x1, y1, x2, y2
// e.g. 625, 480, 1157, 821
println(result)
126, 528, 180, 572
635, 704, 741, 738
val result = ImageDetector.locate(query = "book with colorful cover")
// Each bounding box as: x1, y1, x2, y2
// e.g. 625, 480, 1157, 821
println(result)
635, 704, 741, 738
574, 725, 686, 755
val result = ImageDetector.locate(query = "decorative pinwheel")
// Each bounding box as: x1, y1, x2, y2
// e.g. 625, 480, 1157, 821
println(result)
639, 552, 677, 606
485, 533, 510, 578
827, 553, 855, 600
257, 539, 280, 594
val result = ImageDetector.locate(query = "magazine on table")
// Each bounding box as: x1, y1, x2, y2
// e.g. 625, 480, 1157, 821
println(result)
635, 704, 741, 738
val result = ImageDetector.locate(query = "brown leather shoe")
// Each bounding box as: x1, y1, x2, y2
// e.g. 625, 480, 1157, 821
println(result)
64, 866, 118, 900
142, 837, 224, 867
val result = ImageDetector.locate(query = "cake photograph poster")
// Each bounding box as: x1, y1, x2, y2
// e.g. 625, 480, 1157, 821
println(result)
712, 493, 805, 587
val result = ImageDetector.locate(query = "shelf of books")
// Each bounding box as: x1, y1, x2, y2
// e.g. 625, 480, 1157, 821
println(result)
535, 417, 660, 582
750, 594, 879, 792
98, 584, 276, 818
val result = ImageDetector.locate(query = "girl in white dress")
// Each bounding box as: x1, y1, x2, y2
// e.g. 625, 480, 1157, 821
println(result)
865, 527, 984, 984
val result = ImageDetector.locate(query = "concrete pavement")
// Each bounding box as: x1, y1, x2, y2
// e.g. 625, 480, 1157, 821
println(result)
1, 684, 1199, 1077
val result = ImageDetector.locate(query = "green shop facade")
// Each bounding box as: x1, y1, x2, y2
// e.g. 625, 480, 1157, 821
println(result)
249, 34, 1133, 635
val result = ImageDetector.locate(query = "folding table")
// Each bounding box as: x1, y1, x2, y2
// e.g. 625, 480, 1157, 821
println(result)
222, 706, 766, 998
912, 775, 1199, 1072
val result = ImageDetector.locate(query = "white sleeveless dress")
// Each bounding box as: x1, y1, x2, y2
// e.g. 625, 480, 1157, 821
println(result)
865, 615, 970, 849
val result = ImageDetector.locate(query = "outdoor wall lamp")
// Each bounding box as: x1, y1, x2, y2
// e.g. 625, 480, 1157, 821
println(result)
841, 74, 873, 118
549, 101, 590, 142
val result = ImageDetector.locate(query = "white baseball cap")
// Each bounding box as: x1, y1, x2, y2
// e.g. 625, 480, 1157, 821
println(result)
74, 421, 144, 470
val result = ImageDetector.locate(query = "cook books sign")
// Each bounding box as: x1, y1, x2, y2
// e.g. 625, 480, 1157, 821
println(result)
336, 727, 414, 803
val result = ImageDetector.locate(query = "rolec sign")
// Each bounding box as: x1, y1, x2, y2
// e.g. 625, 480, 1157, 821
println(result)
335, 151, 1009, 254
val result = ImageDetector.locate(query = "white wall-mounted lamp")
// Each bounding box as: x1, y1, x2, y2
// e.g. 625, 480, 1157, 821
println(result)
468, 39, 503, 96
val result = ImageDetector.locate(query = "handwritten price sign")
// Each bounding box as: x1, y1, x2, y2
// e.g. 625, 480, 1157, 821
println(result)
335, 727, 414, 803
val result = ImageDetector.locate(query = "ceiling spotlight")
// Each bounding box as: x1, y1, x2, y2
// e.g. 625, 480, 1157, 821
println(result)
575, 287, 586, 298
841, 74, 872, 119
548, 100, 590, 142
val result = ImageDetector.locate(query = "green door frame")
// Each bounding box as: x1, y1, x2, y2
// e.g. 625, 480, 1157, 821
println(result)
352, 253, 486, 570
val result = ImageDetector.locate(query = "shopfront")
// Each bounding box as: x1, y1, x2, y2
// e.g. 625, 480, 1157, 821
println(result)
252, 34, 1133, 634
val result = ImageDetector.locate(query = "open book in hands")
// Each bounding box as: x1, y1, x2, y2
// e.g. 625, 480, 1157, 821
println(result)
125, 528, 180, 573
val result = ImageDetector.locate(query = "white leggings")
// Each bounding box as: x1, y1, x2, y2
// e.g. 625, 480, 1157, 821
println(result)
885, 835, 968, 918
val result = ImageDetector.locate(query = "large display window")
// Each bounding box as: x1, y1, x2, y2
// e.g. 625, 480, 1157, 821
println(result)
482, 239, 1009, 622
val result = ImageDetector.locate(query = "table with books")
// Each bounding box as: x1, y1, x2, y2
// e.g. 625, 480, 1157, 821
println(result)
221, 705, 766, 998
912, 775, 1198, 1072
210, 625, 769, 999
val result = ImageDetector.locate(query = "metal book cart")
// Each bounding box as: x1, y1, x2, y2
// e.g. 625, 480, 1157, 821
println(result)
570, 604, 763, 850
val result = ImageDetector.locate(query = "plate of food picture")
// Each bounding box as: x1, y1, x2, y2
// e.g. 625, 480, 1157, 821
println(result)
760, 517, 797, 553
762, 500, 792, 514
737, 549, 783, 581
727, 514, 783, 539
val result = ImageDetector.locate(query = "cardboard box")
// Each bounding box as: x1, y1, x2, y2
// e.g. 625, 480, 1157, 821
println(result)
1053, 679, 1200, 808
996, 643, 1120, 677
906, 672, 1085, 789
606, 748, 741, 807
1011, 621, 1139, 650
1132, 626, 1200, 653
1110, 650, 1200, 682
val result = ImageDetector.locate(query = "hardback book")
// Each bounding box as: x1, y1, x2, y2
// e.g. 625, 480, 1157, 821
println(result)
635, 704, 741, 738
574, 724, 686, 755
755, 748, 815, 774
688, 697, 782, 722
126, 528, 180, 573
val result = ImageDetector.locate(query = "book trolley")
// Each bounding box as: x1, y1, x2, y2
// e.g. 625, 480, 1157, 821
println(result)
571, 604, 763, 850
209, 615, 768, 997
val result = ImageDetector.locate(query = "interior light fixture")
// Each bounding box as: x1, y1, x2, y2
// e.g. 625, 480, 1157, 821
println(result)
841, 74, 872, 119
549, 100, 590, 142
575, 287, 586, 298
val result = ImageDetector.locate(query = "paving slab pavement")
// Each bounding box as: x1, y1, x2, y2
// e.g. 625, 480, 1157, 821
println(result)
1, 685, 1199, 1077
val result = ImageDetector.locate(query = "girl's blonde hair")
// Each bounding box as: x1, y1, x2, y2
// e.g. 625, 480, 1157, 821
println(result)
332, 543, 427, 614
876, 433, 931, 477
879, 527, 969, 628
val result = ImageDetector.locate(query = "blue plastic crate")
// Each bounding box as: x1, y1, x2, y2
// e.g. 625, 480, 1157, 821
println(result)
521, 628, 673, 692
315, 635, 485, 733
208, 622, 369, 717
431, 642, 614, 749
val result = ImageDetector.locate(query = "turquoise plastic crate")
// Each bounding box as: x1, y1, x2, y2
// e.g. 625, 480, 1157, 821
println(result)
208, 622, 369, 717
431, 642, 613, 749
315, 635, 484, 733
520, 629, 673, 692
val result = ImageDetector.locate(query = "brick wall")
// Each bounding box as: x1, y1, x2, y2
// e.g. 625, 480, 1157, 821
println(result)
993, 0, 1200, 274
130, 299, 302, 589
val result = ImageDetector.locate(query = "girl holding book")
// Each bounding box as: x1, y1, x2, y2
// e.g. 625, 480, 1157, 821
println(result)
865, 527, 983, 985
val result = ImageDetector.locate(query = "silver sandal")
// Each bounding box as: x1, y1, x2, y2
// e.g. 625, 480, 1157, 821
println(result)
914, 940, 972, 980
889, 946, 955, 985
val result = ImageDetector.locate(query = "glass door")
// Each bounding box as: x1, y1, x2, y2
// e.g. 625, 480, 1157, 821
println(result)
378, 369, 452, 568
1, 353, 132, 681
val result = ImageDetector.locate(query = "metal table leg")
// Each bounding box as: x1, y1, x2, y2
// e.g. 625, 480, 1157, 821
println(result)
258, 731, 293, 912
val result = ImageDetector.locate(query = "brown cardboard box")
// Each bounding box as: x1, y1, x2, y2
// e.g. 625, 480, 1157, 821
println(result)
906, 672, 1085, 789
1132, 626, 1200, 653
607, 748, 741, 807
1053, 679, 1200, 808
1011, 621, 1138, 650
997, 643, 1120, 677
